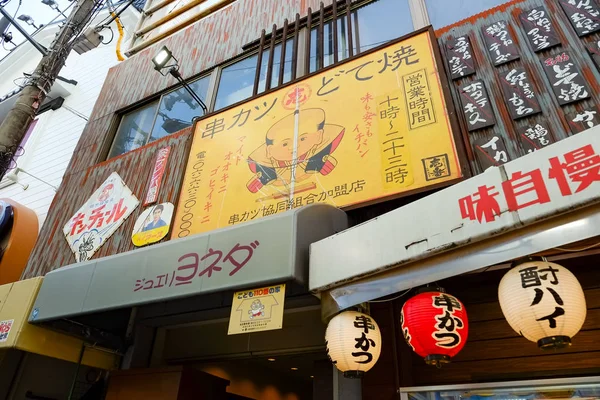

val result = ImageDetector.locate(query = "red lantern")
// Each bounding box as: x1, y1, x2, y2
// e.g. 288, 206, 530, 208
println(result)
400, 290, 468, 367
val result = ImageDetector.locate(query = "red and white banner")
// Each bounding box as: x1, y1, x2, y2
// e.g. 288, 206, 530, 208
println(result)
144, 147, 171, 206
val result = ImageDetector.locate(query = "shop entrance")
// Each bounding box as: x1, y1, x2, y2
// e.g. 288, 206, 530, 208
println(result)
134, 297, 338, 400
195, 351, 333, 400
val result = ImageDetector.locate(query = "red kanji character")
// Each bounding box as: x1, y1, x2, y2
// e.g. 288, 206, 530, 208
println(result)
285, 87, 308, 106
86, 205, 106, 229
200, 248, 223, 278
459, 185, 501, 223
549, 145, 600, 195
175, 253, 199, 285
70, 213, 86, 236
502, 169, 550, 211
107, 199, 128, 224
224, 241, 260, 276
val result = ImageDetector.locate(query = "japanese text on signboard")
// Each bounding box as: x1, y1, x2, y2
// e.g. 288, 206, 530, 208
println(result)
173, 30, 462, 237
459, 143, 600, 223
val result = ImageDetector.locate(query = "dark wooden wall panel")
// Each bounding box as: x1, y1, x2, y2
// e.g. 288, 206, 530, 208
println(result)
437, 0, 600, 174
362, 302, 399, 400
22, 128, 193, 278
410, 255, 600, 385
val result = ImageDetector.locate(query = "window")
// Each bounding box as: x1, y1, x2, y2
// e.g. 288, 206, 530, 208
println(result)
425, 0, 509, 29
214, 55, 259, 111
215, 37, 294, 111
354, 0, 413, 52
109, 76, 210, 158
151, 77, 210, 141
266, 38, 295, 90
109, 101, 158, 158
109, 0, 438, 158
310, 0, 413, 73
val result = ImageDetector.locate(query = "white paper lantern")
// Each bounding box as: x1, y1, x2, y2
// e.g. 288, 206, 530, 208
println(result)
325, 311, 381, 378
498, 257, 586, 349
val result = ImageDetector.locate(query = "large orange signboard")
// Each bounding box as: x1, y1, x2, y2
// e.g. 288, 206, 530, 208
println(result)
173, 30, 463, 238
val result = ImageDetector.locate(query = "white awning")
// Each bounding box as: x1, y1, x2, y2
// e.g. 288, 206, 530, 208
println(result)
310, 126, 600, 319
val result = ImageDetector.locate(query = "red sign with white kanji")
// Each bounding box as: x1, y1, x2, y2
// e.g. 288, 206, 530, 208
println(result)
64, 172, 139, 262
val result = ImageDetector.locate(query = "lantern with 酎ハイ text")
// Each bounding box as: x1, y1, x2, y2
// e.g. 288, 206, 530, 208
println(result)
401, 290, 469, 367
498, 256, 586, 350
325, 311, 381, 378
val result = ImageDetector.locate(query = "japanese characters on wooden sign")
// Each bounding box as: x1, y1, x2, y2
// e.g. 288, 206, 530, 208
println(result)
473, 135, 509, 170
228, 284, 286, 335
517, 123, 555, 154
519, 6, 561, 52
558, 0, 600, 37
131, 202, 174, 247
566, 105, 600, 133
482, 21, 519, 66
459, 80, 496, 131
144, 146, 171, 206
173, 30, 463, 237
499, 67, 541, 120
445, 36, 476, 80
459, 134, 600, 224
64, 172, 139, 262
541, 52, 590, 105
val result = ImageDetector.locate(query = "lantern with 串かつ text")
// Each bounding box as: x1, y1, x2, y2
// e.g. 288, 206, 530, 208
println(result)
325, 311, 381, 378
498, 257, 586, 350
401, 290, 468, 367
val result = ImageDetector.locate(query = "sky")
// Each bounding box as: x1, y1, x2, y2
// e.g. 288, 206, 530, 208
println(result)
1, 0, 72, 58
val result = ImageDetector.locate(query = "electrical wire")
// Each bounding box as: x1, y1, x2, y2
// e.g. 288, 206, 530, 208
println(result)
12, 0, 21, 19
368, 288, 412, 303
44, 94, 90, 121
100, 25, 114, 44
553, 240, 600, 253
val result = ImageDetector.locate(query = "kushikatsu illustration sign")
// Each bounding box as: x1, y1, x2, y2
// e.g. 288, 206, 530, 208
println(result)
173, 29, 462, 237
228, 284, 286, 335
64, 172, 139, 262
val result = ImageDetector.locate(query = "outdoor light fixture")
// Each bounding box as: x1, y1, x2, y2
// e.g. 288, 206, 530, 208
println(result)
152, 45, 208, 115
41, 0, 69, 19
17, 15, 38, 29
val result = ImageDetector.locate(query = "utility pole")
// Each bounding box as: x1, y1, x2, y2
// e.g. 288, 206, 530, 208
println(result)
0, 0, 103, 179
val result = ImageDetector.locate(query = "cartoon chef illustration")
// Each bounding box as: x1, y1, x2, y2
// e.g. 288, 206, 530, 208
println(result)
246, 108, 345, 193
248, 299, 265, 319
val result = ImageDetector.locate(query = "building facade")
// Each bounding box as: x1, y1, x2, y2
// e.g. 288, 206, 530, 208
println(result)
21, 0, 600, 398
0, 3, 142, 229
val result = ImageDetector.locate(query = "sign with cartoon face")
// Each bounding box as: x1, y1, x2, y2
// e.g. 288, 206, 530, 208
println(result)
228, 284, 286, 335
64, 172, 139, 262
173, 29, 464, 238
132, 202, 174, 247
